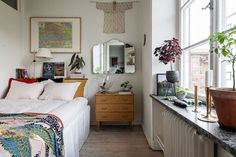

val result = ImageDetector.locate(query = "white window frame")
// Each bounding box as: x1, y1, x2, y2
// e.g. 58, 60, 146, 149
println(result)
179, 0, 236, 90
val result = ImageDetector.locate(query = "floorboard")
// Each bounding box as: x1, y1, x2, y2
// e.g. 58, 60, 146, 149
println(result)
80, 125, 163, 157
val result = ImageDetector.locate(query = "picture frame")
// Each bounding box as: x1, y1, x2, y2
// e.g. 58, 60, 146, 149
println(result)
156, 73, 176, 96
16, 68, 29, 79
1, 0, 21, 11
30, 17, 81, 53
54, 62, 66, 78
42, 62, 66, 79
42, 62, 55, 79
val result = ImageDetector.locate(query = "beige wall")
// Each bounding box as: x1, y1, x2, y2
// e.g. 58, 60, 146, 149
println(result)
22, 0, 143, 124
0, 1, 24, 97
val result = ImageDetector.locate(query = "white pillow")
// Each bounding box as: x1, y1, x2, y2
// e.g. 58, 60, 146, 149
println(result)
5, 81, 44, 100
40, 79, 54, 87
39, 82, 80, 101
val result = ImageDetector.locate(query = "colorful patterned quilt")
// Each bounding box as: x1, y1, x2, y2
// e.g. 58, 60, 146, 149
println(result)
0, 113, 64, 157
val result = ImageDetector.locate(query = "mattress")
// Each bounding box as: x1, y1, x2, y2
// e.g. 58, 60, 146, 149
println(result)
0, 97, 90, 157
0, 97, 88, 127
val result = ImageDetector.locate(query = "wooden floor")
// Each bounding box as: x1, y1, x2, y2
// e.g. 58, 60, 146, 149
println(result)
80, 125, 163, 157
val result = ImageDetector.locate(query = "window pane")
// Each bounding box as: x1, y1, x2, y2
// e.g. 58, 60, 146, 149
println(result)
182, 44, 210, 94
182, 0, 210, 47
222, 0, 236, 30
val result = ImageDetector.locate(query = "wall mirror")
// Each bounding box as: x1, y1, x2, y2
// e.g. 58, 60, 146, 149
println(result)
92, 39, 136, 74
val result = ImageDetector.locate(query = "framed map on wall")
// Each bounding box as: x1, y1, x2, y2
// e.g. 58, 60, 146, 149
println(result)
30, 17, 81, 53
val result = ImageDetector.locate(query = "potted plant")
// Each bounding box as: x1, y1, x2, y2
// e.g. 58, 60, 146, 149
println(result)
154, 38, 182, 83
210, 27, 236, 130
176, 86, 188, 100
120, 81, 133, 91
69, 53, 85, 73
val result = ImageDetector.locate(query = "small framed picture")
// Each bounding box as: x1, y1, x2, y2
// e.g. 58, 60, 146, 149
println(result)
42, 62, 55, 79
156, 73, 176, 96
42, 62, 66, 79
16, 69, 29, 79
54, 62, 66, 78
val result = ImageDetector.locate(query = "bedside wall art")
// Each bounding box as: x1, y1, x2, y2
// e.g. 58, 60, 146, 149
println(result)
30, 17, 81, 53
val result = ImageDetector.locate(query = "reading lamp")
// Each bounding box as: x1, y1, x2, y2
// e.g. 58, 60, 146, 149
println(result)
33, 48, 53, 77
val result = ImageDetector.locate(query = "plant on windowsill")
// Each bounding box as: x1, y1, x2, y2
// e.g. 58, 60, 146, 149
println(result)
210, 26, 236, 131
176, 86, 188, 100
154, 38, 182, 83
69, 53, 86, 74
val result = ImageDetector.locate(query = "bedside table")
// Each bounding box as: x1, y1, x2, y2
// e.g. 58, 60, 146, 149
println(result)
95, 92, 134, 128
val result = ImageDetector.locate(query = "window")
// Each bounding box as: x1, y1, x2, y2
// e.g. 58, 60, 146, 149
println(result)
180, 0, 236, 93
220, 0, 236, 88
180, 0, 210, 94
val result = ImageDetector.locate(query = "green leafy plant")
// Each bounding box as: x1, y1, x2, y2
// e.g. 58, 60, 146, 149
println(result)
120, 81, 133, 91
176, 86, 188, 93
68, 53, 85, 71
210, 27, 236, 91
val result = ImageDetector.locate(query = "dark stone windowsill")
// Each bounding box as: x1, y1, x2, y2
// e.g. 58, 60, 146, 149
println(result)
151, 95, 236, 156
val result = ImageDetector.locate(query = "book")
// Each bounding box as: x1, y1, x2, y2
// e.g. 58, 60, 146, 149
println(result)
16, 69, 29, 79
118, 91, 132, 95
69, 73, 84, 78
42, 62, 55, 79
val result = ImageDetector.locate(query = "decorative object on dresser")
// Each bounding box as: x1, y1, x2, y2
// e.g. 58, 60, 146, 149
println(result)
95, 92, 134, 128
154, 38, 182, 83
98, 72, 112, 93
68, 53, 85, 78
209, 27, 236, 130
30, 17, 81, 53
119, 81, 133, 94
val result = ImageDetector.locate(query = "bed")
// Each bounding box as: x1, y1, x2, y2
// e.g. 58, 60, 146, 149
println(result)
0, 78, 90, 157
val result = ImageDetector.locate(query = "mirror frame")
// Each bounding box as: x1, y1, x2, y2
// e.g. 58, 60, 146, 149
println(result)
92, 39, 136, 74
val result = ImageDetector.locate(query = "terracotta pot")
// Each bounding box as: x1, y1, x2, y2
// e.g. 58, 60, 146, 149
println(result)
210, 88, 236, 130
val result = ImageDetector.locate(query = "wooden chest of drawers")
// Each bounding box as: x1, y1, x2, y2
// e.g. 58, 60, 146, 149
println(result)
95, 92, 134, 127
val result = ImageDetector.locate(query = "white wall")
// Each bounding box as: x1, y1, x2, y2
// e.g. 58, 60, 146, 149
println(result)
140, 0, 153, 147
152, 0, 178, 75
22, 0, 143, 124
141, 0, 178, 149
0, 1, 24, 97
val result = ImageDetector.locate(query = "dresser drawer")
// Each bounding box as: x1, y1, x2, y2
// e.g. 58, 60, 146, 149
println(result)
96, 113, 133, 121
96, 104, 133, 112
96, 95, 133, 104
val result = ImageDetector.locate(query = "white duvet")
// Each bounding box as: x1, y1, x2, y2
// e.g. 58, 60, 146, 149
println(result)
0, 97, 88, 128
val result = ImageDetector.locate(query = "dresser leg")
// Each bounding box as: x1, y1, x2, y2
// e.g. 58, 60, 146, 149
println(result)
97, 121, 101, 130
129, 121, 132, 128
